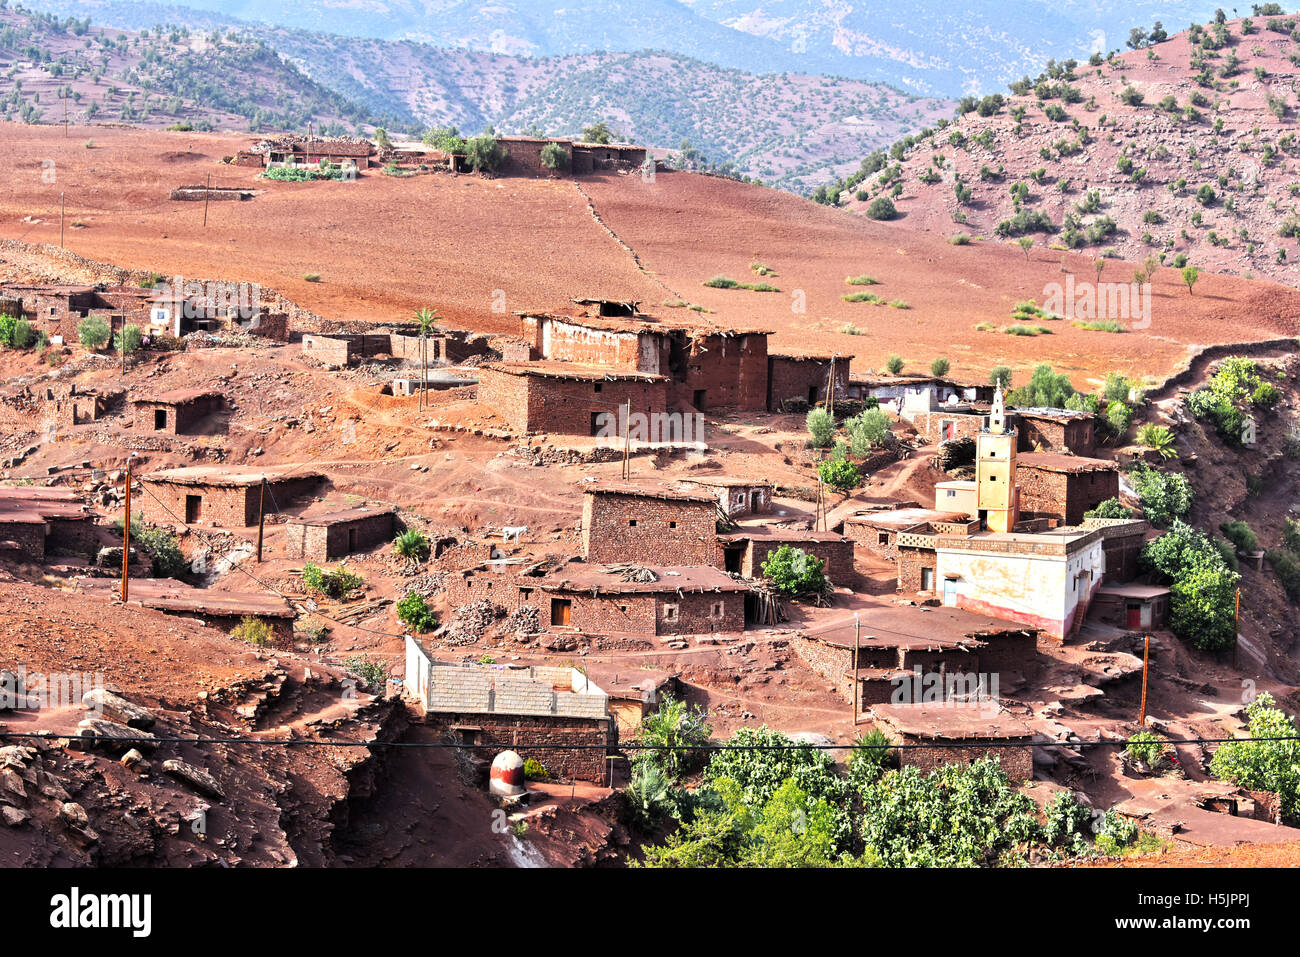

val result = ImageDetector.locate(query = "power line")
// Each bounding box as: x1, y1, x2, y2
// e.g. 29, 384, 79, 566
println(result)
0, 729, 1295, 752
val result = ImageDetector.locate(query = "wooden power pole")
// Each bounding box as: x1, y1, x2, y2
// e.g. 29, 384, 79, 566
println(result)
1139, 635, 1150, 726
120, 457, 134, 601
256, 477, 267, 562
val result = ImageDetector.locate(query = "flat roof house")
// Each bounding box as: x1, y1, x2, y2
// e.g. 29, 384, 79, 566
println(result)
870, 703, 1036, 783
140, 467, 325, 528
129, 388, 225, 435
538, 564, 747, 636
78, 578, 296, 644
405, 639, 616, 783
283, 504, 396, 561
0, 487, 96, 564
766, 352, 852, 412
476, 361, 668, 436
1016, 452, 1120, 527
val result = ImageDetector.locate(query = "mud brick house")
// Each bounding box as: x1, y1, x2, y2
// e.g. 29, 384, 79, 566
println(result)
0, 487, 96, 563
263, 138, 374, 169
788, 602, 1037, 706
869, 703, 1035, 783
78, 578, 296, 643
477, 362, 668, 436
0, 283, 115, 343
129, 388, 225, 435
846, 374, 992, 407
1013, 407, 1098, 456
140, 467, 325, 528
570, 142, 649, 173
900, 404, 988, 444
1016, 453, 1120, 526
717, 526, 856, 585
404, 640, 616, 782
300, 333, 393, 369
677, 477, 773, 520
283, 504, 396, 561
766, 352, 853, 411
581, 482, 719, 566
841, 508, 972, 561
1092, 582, 1171, 630
538, 564, 747, 636
519, 300, 772, 411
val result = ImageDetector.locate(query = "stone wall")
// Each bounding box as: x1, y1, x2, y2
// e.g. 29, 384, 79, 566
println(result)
766, 356, 850, 411
582, 492, 717, 565
283, 512, 395, 561
430, 713, 614, 782
1017, 466, 1118, 526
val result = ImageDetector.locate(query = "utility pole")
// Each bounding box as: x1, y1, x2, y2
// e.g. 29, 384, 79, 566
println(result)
120, 455, 134, 602
1139, 634, 1150, 726
202, 172, 211, 228
1234, 587, 1241, 669
622, 399, 631, 479
256, 477, 266, 562
826, 355, 836, 412
853, 611, 861, 725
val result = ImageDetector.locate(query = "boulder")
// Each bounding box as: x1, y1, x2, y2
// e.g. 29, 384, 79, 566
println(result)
162, 759, 226, 801
82, 689, 157, 729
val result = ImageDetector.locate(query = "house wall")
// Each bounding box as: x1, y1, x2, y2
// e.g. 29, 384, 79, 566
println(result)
582, 492, 717, 565
429, 713, 614, 783
1017, 466, 1119, 526
283, 513, 395, 561
888, 734, 1034, 783
476, 368, 668, 436
904, 411, 987, 444
526, 317, 645, 369
1017, 417, 1096, 456
897, 545, 937, 592
1091, 593, 1169, 630
935, 483, 978, 516
737, 536, 855, 585
667, 332, 768, 411
131, 395, 223, 435
766, 357, 850, 412
141, 476, 322, 527
0, 521, 45, 562
935, 540, 1105, 640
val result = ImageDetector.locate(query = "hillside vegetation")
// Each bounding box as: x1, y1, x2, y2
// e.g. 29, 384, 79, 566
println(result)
823, 11, 1300, 287
0, 6, 387, 134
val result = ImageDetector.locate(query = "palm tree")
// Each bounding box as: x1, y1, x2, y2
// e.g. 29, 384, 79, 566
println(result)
414, 307, 440, 409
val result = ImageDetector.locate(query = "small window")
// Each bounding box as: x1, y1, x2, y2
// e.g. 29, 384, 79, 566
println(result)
710, 601, 724, 618
593, 382, 602, 393
878, 532, 889, 545
629, 519, 637, 527
662, 603, 678, 621
669, 521, 677, 529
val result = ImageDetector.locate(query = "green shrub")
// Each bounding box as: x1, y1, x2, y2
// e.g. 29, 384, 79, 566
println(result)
1210, 692, 1300, 824
539, 142, 569, 171
866, 196, 897, 220
635, 694, 712, 782
1105, 401, 1132, 435
115, 519, 186, 577
1136, 423, 1177, 458
1127, 462, 1193, 527
844, 408, 892, 454
885, 355, 904, 374
845, 275, 880, 286
77, 315, 110, 350
343, 655, 389, 692
396, 591, 438, 632
523, 758, 551, 780
393, 528, 430, 561
1126, 730, 1163, 767
1084, 498, 1132, 520
761, 545, 828, 596
231, 616, 275, 647
1283, 517, 1300, 553
989, 366, 1013, 389
1253, 382, 1281, 408
818, 458, 860, 492
806, 407, 836, 448
463, 134, 506, 173
930, 357, 950, 377
1219, 520, 1258, 553
1266, 549, 1300, 601
848, 728, 898, 787
302, 562, 364, 600
1141, 520, 1240, 651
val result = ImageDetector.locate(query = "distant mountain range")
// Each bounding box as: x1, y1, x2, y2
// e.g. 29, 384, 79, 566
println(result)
22, 0, 1237, 96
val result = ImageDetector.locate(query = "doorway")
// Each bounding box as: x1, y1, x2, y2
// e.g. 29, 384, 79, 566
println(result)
1126, 603, 1142, 629
550, 598, 572, 626
943, 577, 958, 606
185, 495, 201, 523
154, 409, 167, 430
693, 389, 707, 411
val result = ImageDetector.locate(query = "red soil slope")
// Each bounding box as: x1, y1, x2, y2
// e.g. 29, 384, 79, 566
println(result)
4, 123, 1300, 389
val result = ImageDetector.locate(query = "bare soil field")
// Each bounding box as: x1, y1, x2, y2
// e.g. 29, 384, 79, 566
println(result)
4, 124, 1300, 392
